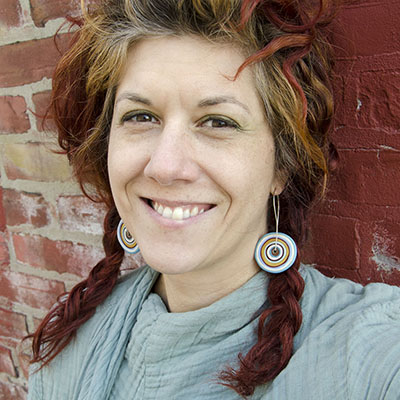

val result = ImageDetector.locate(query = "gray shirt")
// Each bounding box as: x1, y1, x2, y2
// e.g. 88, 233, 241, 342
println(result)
28, 265, 400, 399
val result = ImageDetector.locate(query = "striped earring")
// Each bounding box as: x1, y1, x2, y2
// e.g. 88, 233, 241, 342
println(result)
117, 220, 140, 254
254, 195, 297, 274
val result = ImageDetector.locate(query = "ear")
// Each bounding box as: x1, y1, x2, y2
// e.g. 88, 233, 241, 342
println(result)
271, 170, 287, 196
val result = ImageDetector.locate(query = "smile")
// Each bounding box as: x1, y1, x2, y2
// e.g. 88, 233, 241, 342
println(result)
146, 198, 215, 221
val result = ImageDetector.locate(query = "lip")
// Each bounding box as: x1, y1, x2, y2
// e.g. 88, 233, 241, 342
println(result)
140, 197, 216, 226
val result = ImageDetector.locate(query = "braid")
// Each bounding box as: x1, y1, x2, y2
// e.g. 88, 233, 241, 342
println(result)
220, 257, 305, 397
29, 206, 124, 366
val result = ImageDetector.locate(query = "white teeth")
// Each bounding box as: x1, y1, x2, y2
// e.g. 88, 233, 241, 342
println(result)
162, 207, 172, 218
172, 207, 184, 220
150, 200, 209, 220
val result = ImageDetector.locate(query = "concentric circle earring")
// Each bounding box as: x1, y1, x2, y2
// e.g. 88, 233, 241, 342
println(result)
254, 195, 297, 274
117, 220, 140, 254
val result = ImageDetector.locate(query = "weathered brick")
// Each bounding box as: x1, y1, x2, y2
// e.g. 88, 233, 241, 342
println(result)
0, 96, 30, 134
332, 2, 400, 58
0, 0, 23, 28
0, 381, 26, 400
3, 142, 73, 182
332, 127, 385, 150
0, 308, 27, 339
0, 35, 72, 88
360, 220, 400, 275
329, 150, 400, 206
0, 345, 16, 376
303, 215, 360, 271
0, 271, 64, 311
57, 195, 106, 235
32, 90, 56, 132
357, 72, 400, 130
13, 234, 103, 278
314, 198, 387, 223
0, 232, 9, 269
3, 189, 51, 228
29, 0, 97, 27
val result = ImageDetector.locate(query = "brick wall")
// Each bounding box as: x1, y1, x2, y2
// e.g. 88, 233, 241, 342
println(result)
303, 0, 400, 285
0, 0, 399, 398
0, 1, 106, 398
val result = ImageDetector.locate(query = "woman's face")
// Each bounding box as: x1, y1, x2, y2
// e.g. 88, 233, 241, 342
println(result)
108, 36, 283, 279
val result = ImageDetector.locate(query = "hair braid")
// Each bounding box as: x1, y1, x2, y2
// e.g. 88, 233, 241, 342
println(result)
220, 257, 305, 397
29, 205, 124, 366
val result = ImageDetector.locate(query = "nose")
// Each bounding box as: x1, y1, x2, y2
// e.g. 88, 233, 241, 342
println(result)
143, 124, 199, 185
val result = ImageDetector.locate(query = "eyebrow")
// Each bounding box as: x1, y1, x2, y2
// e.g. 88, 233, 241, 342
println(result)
115, 92, 152, 106
198, 96, 250, 114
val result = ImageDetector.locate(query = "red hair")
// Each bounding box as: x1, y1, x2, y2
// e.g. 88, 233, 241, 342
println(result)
27, 0, 339, 397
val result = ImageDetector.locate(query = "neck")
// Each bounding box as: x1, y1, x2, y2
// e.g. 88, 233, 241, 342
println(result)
153, 261, 259, 313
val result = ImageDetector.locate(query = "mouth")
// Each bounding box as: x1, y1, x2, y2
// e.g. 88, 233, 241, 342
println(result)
142, 198, 216, 221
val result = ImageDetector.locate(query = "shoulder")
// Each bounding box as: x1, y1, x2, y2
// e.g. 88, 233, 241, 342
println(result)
294, 266, 400, 399
28, 265, 157, 400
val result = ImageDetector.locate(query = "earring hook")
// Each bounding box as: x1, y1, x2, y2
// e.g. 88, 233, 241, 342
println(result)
273, 194, 280, 249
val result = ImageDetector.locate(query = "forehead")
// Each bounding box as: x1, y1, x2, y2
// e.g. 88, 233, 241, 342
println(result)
115, 35, 260, 100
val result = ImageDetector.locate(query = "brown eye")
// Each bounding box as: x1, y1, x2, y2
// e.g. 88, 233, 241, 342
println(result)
135, 113, 154, 122
122, 112, 159, 124
201, 116, 239, 129
211, 119, 229, 128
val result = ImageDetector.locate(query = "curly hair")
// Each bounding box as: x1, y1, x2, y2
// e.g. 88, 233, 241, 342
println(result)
29, 0, 339, 397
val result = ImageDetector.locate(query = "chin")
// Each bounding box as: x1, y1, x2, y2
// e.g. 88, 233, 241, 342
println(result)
140, 251, 201, 276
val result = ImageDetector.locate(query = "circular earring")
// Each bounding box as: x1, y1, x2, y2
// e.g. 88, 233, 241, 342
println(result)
117, 220, 140, 254
254, 232, 297, 273
254, 195, 297, 274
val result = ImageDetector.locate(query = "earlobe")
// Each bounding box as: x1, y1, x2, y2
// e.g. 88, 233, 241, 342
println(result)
271, 173, 287, 196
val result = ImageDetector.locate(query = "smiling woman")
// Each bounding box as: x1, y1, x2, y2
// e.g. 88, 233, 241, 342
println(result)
27, 1, 400, 399
108, 36, 279, 301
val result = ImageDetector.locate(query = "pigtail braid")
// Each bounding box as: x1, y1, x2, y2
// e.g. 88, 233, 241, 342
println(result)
29, 206, 124, 367
220, 257, 304, 398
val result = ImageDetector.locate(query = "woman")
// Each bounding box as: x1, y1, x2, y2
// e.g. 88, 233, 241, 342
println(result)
28, 0, 400, 399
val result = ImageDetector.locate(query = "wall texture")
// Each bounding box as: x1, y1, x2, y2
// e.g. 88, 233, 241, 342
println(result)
0, 0, 399, 398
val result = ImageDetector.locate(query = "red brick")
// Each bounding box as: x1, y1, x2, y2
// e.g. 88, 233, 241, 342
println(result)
57, 195, 106, 235
29, 0, 98, 27
329, 150, 400, 206
360, 220, 400, 272
334, 75, 358, 128
0, 0, 23, 28
314, 198, 387, 222
332, 2, 400, 58
0, 381, 26, 400
0, 232, 9, 269
302, 214, 360, 271
357, 72, 400, 130
32, 90, 56, 132
0, 270, 64, 310
0, 96, 30, 133
3, 189, 51, 228
0, 345, 16, 376
0, 34, 72, 88
332, 127, 385, 150
0, 308, 27, 339
386, 207, 400, 222
3, 142, 73, 182
13, 234, 103, 278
